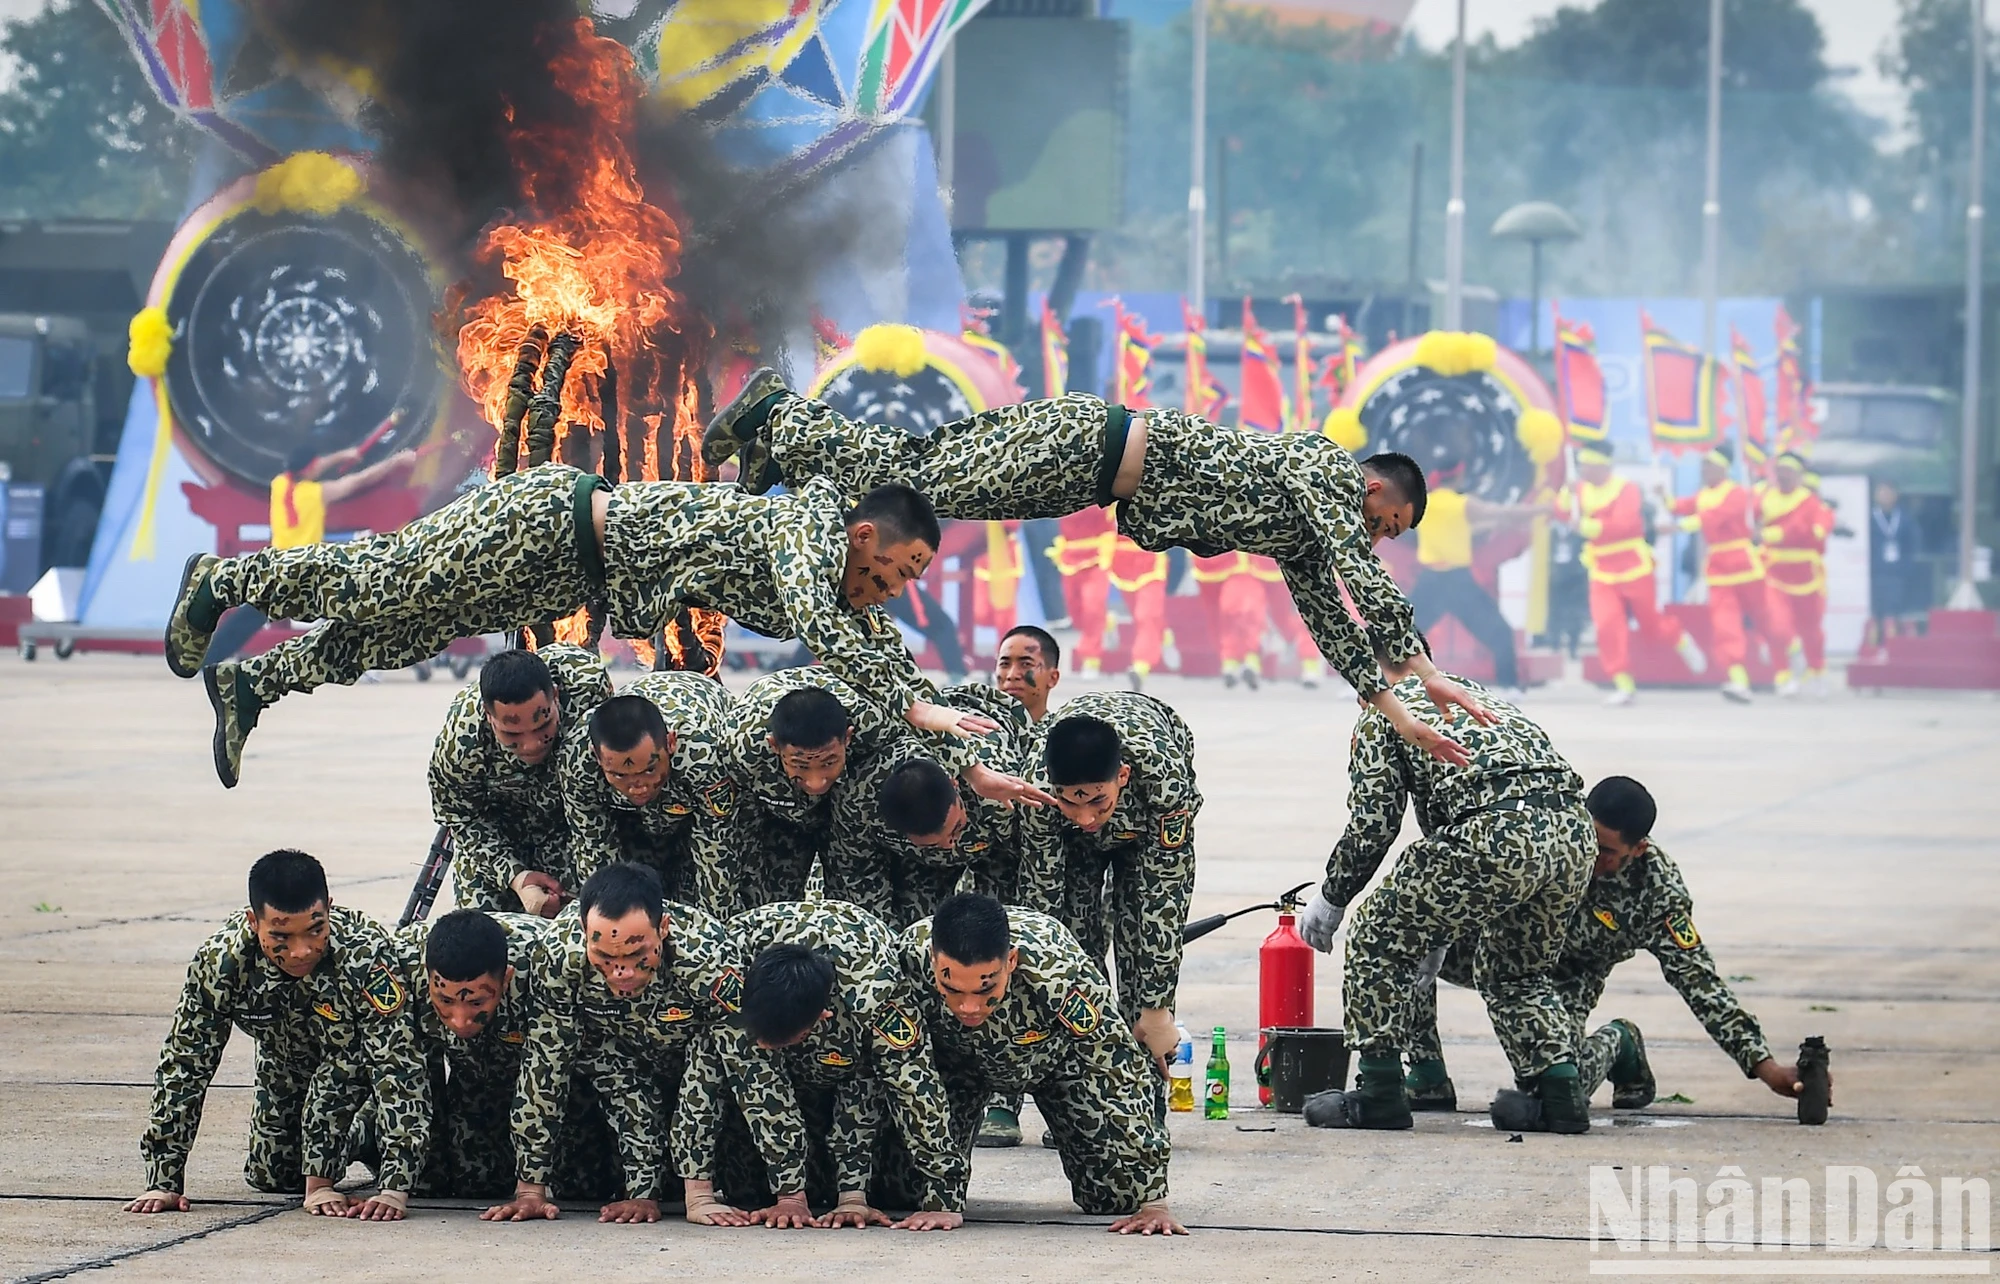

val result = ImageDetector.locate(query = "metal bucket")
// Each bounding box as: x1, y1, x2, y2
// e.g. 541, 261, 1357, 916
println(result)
1255, 1026, 1348, 1113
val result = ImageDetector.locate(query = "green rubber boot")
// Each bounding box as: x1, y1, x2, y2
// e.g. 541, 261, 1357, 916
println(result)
975, 1107, 1022, 1149
1404, 1058, 1458, 1112
1607, 1019, 1656, 1110
1535, 1063, 1591, 1135
1351, 1055, 1414, 1130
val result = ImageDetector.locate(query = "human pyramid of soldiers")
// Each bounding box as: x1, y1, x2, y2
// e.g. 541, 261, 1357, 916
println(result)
128, 375, 1821, 1236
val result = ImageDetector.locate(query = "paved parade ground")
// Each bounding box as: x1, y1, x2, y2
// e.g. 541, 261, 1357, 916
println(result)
2, 655, 1996, 1282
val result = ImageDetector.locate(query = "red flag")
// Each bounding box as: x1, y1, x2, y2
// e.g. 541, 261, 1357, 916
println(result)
1730, 326, 1768, 470
1112, 300, 1158, 409
1285, 294, 1313, 432
1238, 297, 1286, 433
1040, 301, 1068, 399
1640, 311, 1726, 455
1551, 307, 1607, 443
1181, 299, 1227, 419
1774, 305, 1814, 452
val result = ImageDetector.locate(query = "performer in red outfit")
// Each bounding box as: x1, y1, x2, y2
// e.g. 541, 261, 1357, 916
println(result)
1759, 452, 1833, 697
1667, 446, 1773, 703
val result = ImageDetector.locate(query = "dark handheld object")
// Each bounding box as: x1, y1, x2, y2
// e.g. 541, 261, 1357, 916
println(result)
398, 827, 455, 929
1796, 1036, 1830, 1125
1183, 882, 1313, 944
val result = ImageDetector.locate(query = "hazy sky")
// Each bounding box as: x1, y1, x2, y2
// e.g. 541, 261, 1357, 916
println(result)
1406, 0, 1909, 121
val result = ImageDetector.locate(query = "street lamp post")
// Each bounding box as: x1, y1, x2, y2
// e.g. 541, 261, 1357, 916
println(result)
1952, 0, 1989, 609
1443, 0, 1466, 331
1189, 0, 1208, 316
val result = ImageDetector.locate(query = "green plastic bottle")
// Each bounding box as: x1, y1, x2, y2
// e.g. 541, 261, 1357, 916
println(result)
1203, 1026, 1230, 1119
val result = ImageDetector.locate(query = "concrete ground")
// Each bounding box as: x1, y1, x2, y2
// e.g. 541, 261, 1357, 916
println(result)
2, 654, 1996, 1282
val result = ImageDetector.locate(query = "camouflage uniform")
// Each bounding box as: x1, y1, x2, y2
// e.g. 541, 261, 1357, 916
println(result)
511, 900, 765, 1202
671, 901, 966, 1209
559, 671, 748, 916
759, 393, 1424, 698
430, 644, 610, 912
201, 465, 938, 725
1325, 674, 1594, 1080
1408, 843, 1772, 1096
728, 668, 970, 919
875, 909, 1169, 1214
140, 905, 429, 1197
1018, 691, 1200, 1019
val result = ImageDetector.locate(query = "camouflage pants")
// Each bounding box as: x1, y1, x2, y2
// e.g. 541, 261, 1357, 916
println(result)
739, 810, 826, 910
1343, 801, 1593, 1080
1037, 838, 1193, 1018
1408, 944, 1625, 1097
873, 1057, 1170, 1215
706, 1080, 866, 1208
391, 1067, 621, 1201
763, 395, 1412, 694
206, 465, 601, 708
451, 827, 574, 914
242, 1048, 318, 1193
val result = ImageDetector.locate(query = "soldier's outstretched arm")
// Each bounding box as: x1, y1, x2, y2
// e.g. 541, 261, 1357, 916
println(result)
341, 961, 433, 1220
1318, 715, 1410, 914
501, 950, 582, 1214
130, 940, 235, 1210
1646, 896, 1773, 1080
579, 1048, 666, 1223
1122, 812, 1197, 1063
816, 1074, 895, 1228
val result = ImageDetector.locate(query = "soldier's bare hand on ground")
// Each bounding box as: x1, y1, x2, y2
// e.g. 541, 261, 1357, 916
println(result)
816, 1194, 893, 1228
598, 1198, 661, 1224
124, 1190, 189, 1214
479, 1190, 561, 1221
892, 1210, 963, 1231
1108, 1203, 1188, 1236
964, 762, 1057, 809
1755, 1058, 1828, 1103
684, 1180, 753, 1226
343, 1193, 407, 1221
302, 1183, 353, 1217
906, 700, 1001, 740
747, 1192, 815, 1228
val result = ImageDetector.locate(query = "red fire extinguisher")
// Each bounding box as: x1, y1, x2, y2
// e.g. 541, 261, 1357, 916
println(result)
1181, 882, 1314, 1107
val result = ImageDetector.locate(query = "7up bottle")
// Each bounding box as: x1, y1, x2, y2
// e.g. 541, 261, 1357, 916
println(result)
1203, 1026, 1230, 1119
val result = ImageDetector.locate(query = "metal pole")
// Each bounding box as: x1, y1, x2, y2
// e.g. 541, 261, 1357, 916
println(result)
1953, 0, 1988, 609
1701, 0, 1731, 468
1443, 0, 1466, 331
938, 35, 957, 223
1529, 239, 1542, 354
1405, 140, 1424, 338
1189, 0, 1208, 314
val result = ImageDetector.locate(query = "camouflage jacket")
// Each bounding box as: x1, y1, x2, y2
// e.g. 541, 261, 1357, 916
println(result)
875, 681, 1033, 883
600, 475, 939, 724
390, 912, 550, 1106
511, 900, 771, 1199
430, 644, 611, 908
1323, 674, 1584, 907
1556, 844, 1772, 1075
559, 671, 747, 916
672, 900, 966, 1208
142, 904, 428, 1194
896, 909, 1166, 1207
1018, 691, 1201, 1010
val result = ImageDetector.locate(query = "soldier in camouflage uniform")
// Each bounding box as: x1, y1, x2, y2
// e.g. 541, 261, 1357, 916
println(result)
559, 672, 747, 916
1014, 690, 1200, 1069
1405, 776, 1809, 1112
1298, 654, 1595, 1132
126, 850, 429, 1222
431, 646, 610, 916
163, 470, 1001, 787
705, 369, 1495, 767
479, 863, 780, 1226
874, 894, 1183, 1234
670, 900, 967, 1228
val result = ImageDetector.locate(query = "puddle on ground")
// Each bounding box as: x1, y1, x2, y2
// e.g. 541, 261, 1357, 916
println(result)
1462, 1115, 1694, 1129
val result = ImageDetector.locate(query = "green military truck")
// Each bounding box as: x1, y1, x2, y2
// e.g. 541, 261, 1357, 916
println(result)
0, 219, 174, 573
1810, 383, 1959, 611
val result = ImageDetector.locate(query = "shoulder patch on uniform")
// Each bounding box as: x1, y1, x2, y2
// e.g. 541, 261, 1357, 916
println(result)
1012, 1028, 1049, 1046
313, 1001, 340, 1023
1665, 912, 1701, 950
1057, 987, 1100, 1037
873, 1001, 919, 1050
1159, 810, 1191, 850
703, 779, 736, 818
711, 967, 743, 1014
818, 1050, 854, 1068
1592, 908, 1619, 932
363, 963, 405, 1016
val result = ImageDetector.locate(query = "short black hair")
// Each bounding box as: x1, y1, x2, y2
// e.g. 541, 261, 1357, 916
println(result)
769, 685, 851, 751
1361, 451, 1428, 528
283, 443, 321, 475
577, 862, 664, 928
480, 649, 557, 709
590, 693, 667, 754
878, 758, 959, 836
741, 943, 837, 1044
844, 483, 942, 550
1588, 776, 1657, 845
1045, 714, 1123, 786
931, 892, 1011, 965
1001, 624, 1060, 668
425, 909, 510, 983
247, 848, 328, 916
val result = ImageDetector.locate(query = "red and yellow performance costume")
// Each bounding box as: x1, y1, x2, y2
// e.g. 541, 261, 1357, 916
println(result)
1759, 481, 1832, 686
1047, 506, 1167, 678
1561, 462, 1689, 692
1672, 475, 1774, 685
971, 520, 1024, 637
1190, 552, 1322, 684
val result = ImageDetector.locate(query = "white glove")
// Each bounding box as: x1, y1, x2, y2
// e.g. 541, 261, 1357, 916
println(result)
1298, 890, 1345, 953
1413, 945, 1447, 991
